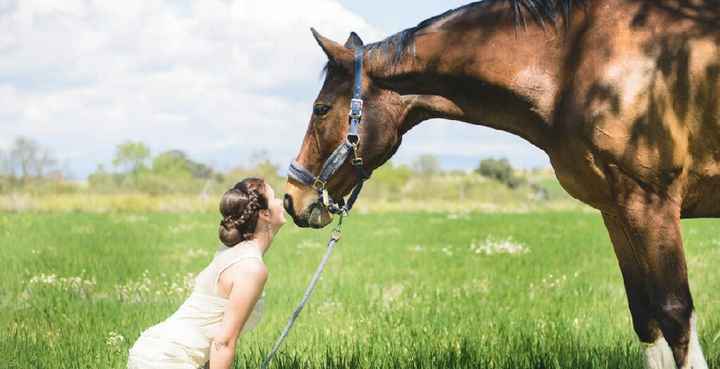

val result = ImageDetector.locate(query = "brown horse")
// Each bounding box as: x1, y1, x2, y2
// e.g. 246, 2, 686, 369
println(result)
283, 1, 719, 368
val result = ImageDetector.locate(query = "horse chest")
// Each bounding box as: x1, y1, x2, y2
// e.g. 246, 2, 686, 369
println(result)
546, 142, 615, 212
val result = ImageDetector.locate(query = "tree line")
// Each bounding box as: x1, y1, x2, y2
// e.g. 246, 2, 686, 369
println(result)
1, 137, 548, 197
0, 137, 59, 181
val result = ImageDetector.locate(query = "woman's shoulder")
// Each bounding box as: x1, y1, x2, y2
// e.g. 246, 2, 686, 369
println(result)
217, 259, 267, 302
219, 255, 267, 283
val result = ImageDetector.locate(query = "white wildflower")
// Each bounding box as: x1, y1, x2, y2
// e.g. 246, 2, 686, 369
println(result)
28, 272, 96, 297
114, 270, 194, 303
447, 212, 470, 220
186, 248, 209, 258
461, 278, 490, 295
106, 331, 125, 352
382, 283, 404, 307
469, 236, 528, 255
114, 215, 148, 223
29, 273, 58, 285
317, 299, 343, 314
409, 244, 425, 253
70, 225, 94, 235
529, 273, 568, 297
169, 223, 196, 234
536, 319, 547, 331
539, 273, 567, 289
297, 240, 322, 249
372, 227, 401, 236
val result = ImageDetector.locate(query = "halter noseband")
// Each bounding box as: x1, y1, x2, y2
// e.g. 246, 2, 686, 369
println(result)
287, 47, 370, 215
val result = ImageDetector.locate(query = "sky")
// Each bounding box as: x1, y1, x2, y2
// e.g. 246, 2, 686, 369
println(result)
0, 0, 550, 179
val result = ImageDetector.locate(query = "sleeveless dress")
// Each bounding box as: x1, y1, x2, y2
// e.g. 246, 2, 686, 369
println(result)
127, 240, 265, 369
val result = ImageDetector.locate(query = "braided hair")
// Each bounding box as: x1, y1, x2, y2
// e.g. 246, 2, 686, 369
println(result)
218, 178, 269, 246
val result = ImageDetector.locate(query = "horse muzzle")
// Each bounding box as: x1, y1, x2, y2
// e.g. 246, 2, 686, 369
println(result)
283, 193, 333, 229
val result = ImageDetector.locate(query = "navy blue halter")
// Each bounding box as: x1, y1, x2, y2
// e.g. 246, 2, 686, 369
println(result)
287, 47, 370, 215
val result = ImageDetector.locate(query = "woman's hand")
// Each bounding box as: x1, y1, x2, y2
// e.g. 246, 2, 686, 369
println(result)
209, 259, 268, 369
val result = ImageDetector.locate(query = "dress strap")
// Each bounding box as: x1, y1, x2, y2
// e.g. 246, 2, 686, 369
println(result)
214, 255, 263, 296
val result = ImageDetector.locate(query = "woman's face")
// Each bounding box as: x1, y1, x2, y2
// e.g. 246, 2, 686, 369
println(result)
264, 183, 287, 230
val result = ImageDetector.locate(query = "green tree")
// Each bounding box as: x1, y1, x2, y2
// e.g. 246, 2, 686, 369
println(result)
221, 150, 283, 193
87, 164, 118, 192
152, 150, 193, 179
249, 150, 281, 187
7, 136, 57, 180
412, 154, 441, 177
0, 148, 8, 192
112, 141, 150, 174
475, 157, 523, 189
153, 150, 213, 179
0, 148, 8, 176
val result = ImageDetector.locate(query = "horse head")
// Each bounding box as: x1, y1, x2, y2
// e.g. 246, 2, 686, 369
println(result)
283, 29, 414, 228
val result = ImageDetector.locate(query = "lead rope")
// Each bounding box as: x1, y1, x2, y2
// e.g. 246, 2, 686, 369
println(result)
259, 214, 345, 369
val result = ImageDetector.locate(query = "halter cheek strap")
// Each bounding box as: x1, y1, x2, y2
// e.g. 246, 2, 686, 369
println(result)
287, 47, 370, 215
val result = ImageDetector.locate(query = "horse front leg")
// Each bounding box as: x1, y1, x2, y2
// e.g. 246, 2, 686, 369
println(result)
601, 170, 708, 369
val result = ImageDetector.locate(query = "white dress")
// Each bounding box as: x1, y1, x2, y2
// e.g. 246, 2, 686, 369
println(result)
127, 240, 265, 369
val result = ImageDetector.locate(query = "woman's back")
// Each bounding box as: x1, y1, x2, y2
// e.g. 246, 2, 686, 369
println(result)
127, 240, 265, 369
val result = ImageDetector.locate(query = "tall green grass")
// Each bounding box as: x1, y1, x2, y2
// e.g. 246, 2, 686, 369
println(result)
2, 211, 718, 368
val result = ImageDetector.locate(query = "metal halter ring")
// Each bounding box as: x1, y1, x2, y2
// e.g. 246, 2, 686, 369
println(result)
312, 178, 326, 192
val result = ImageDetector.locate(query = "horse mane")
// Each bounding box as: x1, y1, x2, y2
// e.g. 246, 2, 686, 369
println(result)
364, 0, 584, 65
320, 0, 583, 76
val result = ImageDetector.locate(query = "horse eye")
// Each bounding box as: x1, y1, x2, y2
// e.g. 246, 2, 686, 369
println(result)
313, 104, 331, 116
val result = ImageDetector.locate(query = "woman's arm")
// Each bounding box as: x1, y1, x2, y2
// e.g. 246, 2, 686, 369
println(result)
209, 259, 268, 369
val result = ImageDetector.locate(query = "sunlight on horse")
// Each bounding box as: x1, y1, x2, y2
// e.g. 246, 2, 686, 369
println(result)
284, 1, 719, 368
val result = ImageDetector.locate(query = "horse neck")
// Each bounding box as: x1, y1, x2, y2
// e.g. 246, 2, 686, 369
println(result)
366, 2, 589, 151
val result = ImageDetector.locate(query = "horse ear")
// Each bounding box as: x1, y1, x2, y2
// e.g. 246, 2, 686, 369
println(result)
311, 28, 353, 70
344, 32, 364, 49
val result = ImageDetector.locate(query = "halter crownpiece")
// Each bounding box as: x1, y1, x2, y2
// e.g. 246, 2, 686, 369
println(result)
288, 46, 370, 215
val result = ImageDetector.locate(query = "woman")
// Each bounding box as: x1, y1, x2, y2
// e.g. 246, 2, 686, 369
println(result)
128, 177, 286, 369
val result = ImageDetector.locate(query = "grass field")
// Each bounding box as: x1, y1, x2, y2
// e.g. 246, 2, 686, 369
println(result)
2, 210, 719, 369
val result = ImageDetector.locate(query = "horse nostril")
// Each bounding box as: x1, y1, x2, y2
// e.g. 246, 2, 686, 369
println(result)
283, 194, 294, 216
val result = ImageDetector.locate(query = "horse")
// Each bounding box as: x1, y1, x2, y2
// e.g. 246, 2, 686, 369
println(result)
282, 1, 720, 368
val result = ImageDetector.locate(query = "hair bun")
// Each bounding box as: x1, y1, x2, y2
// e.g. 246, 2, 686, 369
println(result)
219, 222, 243, 246
217, 177, 269, 247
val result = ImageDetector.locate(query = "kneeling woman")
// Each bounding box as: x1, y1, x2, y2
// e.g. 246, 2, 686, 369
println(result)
128, 177, 286, 369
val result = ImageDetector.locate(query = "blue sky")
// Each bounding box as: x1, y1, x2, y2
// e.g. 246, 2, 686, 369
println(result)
0, 0, 550, 179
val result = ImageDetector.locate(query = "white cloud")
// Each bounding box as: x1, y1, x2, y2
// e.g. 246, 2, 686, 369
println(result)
0, 0, 383, 177
0, 0, 549, 178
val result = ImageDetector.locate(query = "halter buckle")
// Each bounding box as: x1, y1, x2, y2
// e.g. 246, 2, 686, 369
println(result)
349, 98, 363, 119
312, 178, 326, 192
351, 157, 363, 167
